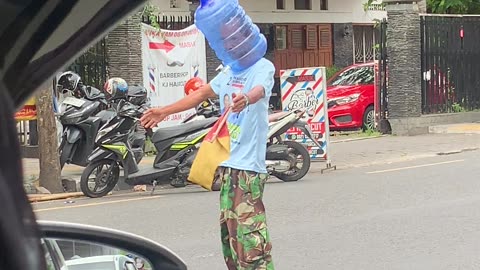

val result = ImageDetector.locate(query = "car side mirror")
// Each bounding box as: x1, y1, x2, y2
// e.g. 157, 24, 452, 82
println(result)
38, 220, 187, 270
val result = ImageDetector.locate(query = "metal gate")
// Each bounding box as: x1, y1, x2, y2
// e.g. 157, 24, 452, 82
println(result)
68, 38, 108, 89
421, 15, 480, 114
142, 15, 193, 30
375, 19, 390, 133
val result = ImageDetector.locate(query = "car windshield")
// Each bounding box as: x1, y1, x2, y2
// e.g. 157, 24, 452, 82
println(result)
0, 1, 32, 40
8, 2, 480, 270
329, 66, 374, 86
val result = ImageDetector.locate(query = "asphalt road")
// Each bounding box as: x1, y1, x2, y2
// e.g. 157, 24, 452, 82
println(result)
34, 150, 480, 270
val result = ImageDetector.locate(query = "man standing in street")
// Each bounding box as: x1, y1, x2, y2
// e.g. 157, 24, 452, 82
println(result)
140, 57, 276, 269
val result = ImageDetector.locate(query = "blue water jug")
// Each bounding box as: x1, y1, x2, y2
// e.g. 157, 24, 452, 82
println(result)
194, 0, 267, 73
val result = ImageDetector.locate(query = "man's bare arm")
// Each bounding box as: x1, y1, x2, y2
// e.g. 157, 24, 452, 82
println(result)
140, 83, 217, 128
162, 83, 217, 115
245, 85, 266, 105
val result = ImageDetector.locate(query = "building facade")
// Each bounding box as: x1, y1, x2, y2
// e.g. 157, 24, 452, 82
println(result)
150, 0, 386, 108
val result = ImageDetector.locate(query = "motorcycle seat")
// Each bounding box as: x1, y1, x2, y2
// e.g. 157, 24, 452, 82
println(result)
152, 117, 218, 143
268, 111, 289, 123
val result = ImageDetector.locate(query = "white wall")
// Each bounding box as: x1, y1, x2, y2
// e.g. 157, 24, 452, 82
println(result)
150, 0, 386, 24
149, 0, 191, 17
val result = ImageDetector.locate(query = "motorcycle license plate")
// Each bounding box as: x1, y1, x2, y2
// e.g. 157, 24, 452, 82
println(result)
62, 97, 85, 108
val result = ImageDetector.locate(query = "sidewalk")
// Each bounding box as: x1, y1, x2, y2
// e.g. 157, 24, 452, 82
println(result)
23, 133, 480, 192
323, 133, 480, 171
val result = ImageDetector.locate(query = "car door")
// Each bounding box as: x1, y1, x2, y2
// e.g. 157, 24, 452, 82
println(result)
42, 239, 69, 270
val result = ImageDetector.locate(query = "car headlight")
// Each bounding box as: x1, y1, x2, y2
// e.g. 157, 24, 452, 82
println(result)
328, 93, 361, 107
96, 122, 120, 143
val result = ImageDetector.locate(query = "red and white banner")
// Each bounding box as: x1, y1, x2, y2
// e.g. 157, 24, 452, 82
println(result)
280, 67, 330, 161
141, 23, 207, 127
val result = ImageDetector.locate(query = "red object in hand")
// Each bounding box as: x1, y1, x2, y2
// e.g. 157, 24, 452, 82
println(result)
184, 77, 205, 96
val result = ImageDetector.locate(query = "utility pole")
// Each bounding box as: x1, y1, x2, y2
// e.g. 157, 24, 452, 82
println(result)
36, 80, 63, 193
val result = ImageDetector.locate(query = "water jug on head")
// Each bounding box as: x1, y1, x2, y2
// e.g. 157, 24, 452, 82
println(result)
194, 0, 267, 73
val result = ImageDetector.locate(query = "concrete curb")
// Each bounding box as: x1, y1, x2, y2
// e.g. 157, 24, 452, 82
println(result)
29, 192, 84, 203
429, 123, 480, 134
310, 147, 480, 174
330, 134, 386, 144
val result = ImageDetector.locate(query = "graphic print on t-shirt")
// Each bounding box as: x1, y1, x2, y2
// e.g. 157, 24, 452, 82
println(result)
225, 75, 247, 145
209, 58, 276, 173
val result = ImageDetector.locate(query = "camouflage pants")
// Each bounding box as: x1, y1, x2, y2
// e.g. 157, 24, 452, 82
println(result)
215, 167, 274, 270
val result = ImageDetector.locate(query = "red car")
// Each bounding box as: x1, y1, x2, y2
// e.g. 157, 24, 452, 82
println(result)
327, 62, 376, 131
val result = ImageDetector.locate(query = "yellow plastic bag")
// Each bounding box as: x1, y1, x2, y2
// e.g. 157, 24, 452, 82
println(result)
188, 108, 231, 190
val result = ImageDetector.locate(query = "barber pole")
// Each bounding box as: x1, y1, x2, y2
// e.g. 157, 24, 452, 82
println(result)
148, 66, 156, 93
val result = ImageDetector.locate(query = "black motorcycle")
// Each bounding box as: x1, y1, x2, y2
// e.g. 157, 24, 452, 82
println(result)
57, 86, 113, 169
80, 100, 221, 198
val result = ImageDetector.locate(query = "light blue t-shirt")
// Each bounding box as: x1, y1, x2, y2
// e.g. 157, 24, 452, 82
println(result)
210, 58, 276, 173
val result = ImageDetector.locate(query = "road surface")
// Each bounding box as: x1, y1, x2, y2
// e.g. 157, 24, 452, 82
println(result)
34, 150, 480, 270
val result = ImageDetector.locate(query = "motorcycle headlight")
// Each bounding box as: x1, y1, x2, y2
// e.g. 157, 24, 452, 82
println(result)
329, 93, 361, 107
96, 122, 120, 143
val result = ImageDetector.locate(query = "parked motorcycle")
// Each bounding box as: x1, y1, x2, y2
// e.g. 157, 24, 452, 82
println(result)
57, 74, 148, 170
80, 99, 220, 197
266, 109, 320, 181
80, 100, 317, 198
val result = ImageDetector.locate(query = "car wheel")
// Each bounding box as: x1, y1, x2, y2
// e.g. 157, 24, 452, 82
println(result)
362, 105, 375, 131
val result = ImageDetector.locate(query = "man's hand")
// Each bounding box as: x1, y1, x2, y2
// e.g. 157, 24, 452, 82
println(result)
140, 108, 168, 129
231, 93, 249, 113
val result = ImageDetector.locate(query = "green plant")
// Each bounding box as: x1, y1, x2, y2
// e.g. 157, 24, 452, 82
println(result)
451, 102, 466, 113
364, 0, 480, 14
144, 136, 157, 156
143, 2, 161, 29
326, 66, 342, 80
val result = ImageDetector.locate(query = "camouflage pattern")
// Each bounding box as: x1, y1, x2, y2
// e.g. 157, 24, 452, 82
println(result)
215, 167, 274, 270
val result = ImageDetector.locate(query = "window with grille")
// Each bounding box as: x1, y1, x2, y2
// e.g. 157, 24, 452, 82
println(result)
294, 0, 311, 10
275, 26, 287, 50
353, 25, 380, 63
320, 0, 328, 10
276, 0, 285, 10
170, 0, 178, 8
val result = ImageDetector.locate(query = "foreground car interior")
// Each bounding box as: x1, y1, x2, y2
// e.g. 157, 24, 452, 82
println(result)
0, 1, 186, 269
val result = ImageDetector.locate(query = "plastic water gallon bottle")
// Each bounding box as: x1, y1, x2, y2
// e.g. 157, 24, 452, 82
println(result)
194, 0, 267, 73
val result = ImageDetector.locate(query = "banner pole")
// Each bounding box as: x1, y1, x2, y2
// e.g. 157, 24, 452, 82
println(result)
321, 67, 336, 174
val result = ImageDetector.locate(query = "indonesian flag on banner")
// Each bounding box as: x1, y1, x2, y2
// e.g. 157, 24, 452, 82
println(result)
188, 109, 231, 191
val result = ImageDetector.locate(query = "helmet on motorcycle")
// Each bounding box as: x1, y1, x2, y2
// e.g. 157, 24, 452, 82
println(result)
127, 84, 148, 106
184, 77, 205, 96
103, 77, 128, 101
57, 71, 83, 97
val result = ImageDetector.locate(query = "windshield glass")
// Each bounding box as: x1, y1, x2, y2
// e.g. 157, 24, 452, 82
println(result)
329, 66, 374, 86
0, 1, 32, 38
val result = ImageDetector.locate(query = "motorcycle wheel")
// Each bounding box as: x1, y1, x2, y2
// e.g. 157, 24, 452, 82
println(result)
271, 140, 311, 182
80, 159, 120, 198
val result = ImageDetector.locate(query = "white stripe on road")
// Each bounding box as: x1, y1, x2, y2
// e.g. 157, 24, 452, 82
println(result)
34, 195, 163, 213
366, 159, 465, 174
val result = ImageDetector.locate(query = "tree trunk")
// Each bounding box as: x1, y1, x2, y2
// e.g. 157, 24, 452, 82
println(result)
36, 82, 63, 193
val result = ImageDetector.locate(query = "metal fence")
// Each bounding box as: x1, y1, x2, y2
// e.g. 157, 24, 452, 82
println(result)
18, 38, 108, 153
142, 15, 193, 30
377, 19, 389, 120
421, 15, 480, 114
68, 38, 108, 89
